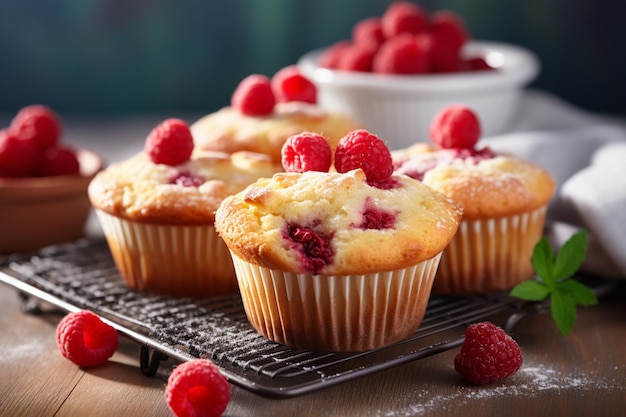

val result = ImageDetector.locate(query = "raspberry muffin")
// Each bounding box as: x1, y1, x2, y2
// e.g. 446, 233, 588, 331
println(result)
88, 119, 279, 297
191, 66, 360, 165
215, 130, 462, 351
393, 105, 556, 294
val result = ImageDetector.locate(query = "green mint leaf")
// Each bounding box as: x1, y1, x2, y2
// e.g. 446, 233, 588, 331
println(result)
553, 230, 589, 280
550, 289, 577, 337
510, 280, 550, 301
531, 237, 556, 284
511, 230, 597, 337
558, 279, 599, 307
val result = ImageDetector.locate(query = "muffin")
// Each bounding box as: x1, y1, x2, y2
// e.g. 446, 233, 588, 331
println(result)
214, 130, 462, 351
191, 67, 360, 165
393, 105, 556, 294
88, 118, 279, 297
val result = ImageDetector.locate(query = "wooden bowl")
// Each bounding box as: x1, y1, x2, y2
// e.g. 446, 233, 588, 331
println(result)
0, 149, 104, 253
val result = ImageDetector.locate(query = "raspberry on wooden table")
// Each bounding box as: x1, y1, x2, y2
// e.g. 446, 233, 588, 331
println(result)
165, 359, 231, 417
334, 129, 393, 183
144, 118, 194, 166
454, 321, 523, 385
56, 310, 119, 368
281, 132, 332, 173
231, 74, 276, 116
271, 65, 317, 104
429, 105, 481, 150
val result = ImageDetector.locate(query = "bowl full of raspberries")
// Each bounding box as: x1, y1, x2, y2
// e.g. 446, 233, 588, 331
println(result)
0, 105, 104, 253
297, 2, 539, 149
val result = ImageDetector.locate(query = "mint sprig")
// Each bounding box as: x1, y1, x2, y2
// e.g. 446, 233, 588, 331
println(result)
510, 230, 598, 337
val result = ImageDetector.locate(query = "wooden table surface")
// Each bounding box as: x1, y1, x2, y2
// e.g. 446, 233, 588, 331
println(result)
1, 111, 625, 416
1, 276, 625, 417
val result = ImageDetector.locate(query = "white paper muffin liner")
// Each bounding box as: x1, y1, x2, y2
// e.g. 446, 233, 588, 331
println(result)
95, 209, 238, 297
229, 251, 443, 352
433, 206, 548, 295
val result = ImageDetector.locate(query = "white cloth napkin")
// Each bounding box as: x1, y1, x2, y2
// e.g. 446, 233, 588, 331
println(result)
483, 90, 626, 279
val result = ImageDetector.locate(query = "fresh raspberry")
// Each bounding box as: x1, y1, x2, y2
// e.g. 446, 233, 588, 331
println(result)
56, 310, 119, 368
444, 146, 495, 162
334, 129, 393, 183
357, 199, 397, 230
231, 74, 276, 116
464, 56, 495, 71
338, 45, 376, 72
285, 223, 334, 274
0, 128, 40, 177
10, 104, 62, 151
429, 105, 481, 149
419, 30, 462, 73
381, 1, 429, 38
369, 176, 402, 190
429, 11, 470, 51
394, 156, 440, 182
165, 359, 230, 417
352, 17, 386, 51
372, 34, 429, 74
168, 169, 205, 187
360, 208, 397, 229
39, 146, 80, 176
271, 65, 317, 104
281, 132, 332, 173
454, 322, 523, 385
144, 118, 194, 166
319, 41, 351, 69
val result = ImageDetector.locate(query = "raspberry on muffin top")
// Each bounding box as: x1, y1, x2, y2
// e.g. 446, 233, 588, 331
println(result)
392, 105, 556, 219
88, 119, 280, 225
215, 129, 463, 275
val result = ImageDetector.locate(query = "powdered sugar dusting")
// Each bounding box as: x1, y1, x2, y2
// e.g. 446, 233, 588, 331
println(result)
376, 363, 626, 417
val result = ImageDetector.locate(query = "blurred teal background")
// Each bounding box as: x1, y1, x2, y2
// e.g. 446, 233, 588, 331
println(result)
1, 0, 624, 117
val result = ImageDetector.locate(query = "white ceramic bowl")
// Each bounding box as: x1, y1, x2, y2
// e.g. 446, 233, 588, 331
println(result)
298, 41, 540, 150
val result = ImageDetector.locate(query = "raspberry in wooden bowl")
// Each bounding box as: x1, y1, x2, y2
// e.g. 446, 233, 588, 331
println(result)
214, 130, 462, 352
0, 105, 104, 254
297, 2, 539, 149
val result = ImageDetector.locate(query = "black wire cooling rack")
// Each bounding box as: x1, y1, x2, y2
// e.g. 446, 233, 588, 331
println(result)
1, 238, 611, 399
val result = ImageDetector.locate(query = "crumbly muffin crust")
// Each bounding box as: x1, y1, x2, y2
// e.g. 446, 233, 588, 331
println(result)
190, 102, 361, 164
393, 144, 556, 220
215, 169, 462, 275
88, 151, 279, 225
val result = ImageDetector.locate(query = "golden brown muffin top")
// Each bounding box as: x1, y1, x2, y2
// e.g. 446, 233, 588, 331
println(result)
88, 151, 279, 225
190, 102, 361, 165
392, 144, 556, 220
214, 169, 462, 275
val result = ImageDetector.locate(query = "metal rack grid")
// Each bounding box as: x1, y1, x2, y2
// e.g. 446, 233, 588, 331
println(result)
0, 238, 539, 399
